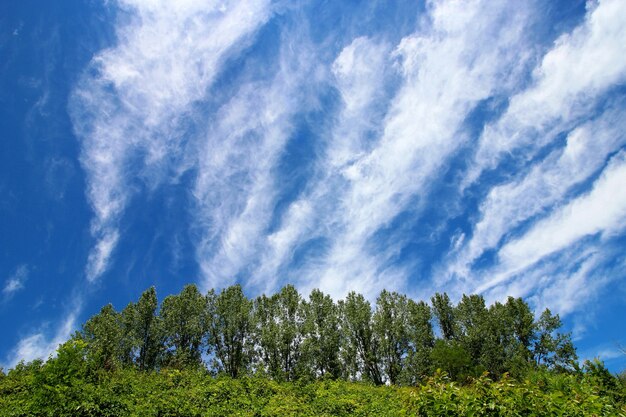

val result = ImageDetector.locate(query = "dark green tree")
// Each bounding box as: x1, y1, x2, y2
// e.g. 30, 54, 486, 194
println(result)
403, 299, 434, 383
342, 292, 382, 385
373, 290, 410, 385
132, 287, 163, 370
533, 308, 577, 371
301, 289, 343, 379
253, 285, 305, 381
160, 284, 208, 368
82, 304, 124, 371
431, 339, 472, 381
119, 302, 137, 367
431, 293, 457, 340
207, 285, 254, 378
455, 294, 489, 365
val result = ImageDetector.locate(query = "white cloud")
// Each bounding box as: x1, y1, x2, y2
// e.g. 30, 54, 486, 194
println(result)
291, 0, 534, 299
2, 265, 28, 297
3, 312, 78, 369
70, 0, 272, 282
192, 24, 322, 294
474, 151, 626, 295
244, 36, 394, 297
85, 231, 120, 282
500, 153, 626, 269
444, 107, 626, 282
467, 0, 626, 186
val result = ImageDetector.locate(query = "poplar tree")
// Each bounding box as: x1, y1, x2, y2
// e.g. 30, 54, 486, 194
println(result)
160, 284, 207, 368
301, 289, 342, 379
207, 285, 253, 378
342, 291, 383, 385
373, 290, 410, 385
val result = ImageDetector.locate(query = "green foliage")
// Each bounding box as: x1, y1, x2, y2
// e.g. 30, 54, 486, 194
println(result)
1, 366, 624, 416
82, 304, 125, 371
132, 287, 163, 371
160, 284, 208, 368
4, 282, 621, 415
301, 289, 343, 380
253, 285, 306, 381
342, 292, 383, 385
431, 293, 457, 341
402, 299, 434, 384
207, 284, 254, 377
372, 290, 410, 385
534, 308, 578, 371
431, 339, 474, 382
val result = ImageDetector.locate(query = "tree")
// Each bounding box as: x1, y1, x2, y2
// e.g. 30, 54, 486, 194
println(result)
82, 304, 124, 371
431, 293, 457, 340
301, 289, 343, 379
430, 339, 472, 381
207, 285, 254, 378
119, 302, 137, 367
253, 285, 305, 381
342, 292, 382, 385
455, 294, 488, 366
373, 290, 410, 385
133, 287, 163, 370
533, 308, 577, 371
403, 299, 434, 383
160, 284, 208, 368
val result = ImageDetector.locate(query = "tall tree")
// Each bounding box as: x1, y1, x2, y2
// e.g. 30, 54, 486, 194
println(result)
301, 289, 343, 379
207, 285, 253, 378
431, 293, 457, 341
82, 304, 123, 371
373, 290, 410, 385
160, 284, 207, 368
533, 308, 577, 371
133, 287, 163, 371
253, 285, 305, 381
119, 302, 137, 367
403, 299, 434, 383
342, 292, 382, 385
455, 294, 488, 365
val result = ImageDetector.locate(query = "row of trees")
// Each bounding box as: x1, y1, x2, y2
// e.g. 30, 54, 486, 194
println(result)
75, 284, 577, 385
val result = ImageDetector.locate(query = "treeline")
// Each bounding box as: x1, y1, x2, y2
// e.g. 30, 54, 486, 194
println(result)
65, 284, 578, 384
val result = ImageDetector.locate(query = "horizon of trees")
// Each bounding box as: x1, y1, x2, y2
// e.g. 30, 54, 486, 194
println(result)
12, 284, 581, 385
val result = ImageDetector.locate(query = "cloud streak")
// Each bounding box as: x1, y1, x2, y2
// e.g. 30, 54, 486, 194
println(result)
2, 312, 78, 369
63, 0, 625, 325
2, 264, 28, 298
247, 0, 537, 299
70, 0, 273, 282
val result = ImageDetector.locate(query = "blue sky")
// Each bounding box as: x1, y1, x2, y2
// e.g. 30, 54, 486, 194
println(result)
1, 0, 625, 372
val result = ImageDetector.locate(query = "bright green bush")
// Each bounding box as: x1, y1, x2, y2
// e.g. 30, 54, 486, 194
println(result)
1, 365, 624, 416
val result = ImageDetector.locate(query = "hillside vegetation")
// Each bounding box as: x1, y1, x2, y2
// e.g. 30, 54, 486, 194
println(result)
1, 284, 625, 416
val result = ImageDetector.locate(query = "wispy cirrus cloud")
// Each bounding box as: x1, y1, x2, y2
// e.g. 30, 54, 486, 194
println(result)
488, 151, 626, 288
251, 0, 538, 299
466, 0, 626, 187
451, 148, 626, 320
422, 0, 626, 319
444, 106, 626, 284
192, 23, 322, 292
2, 311, 78, 369
70, 0, 273, 282
2, 264, 28, 298
4, 0, 274, 370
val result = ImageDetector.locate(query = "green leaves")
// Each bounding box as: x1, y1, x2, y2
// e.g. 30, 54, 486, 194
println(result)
160, 284, 208, 369
253, 285, 305, 381
207, 284, 254, 378
17, 282, 595, 399
301, 289, 343, 380
2, 367, 624, 416
342, 291, 382, 385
